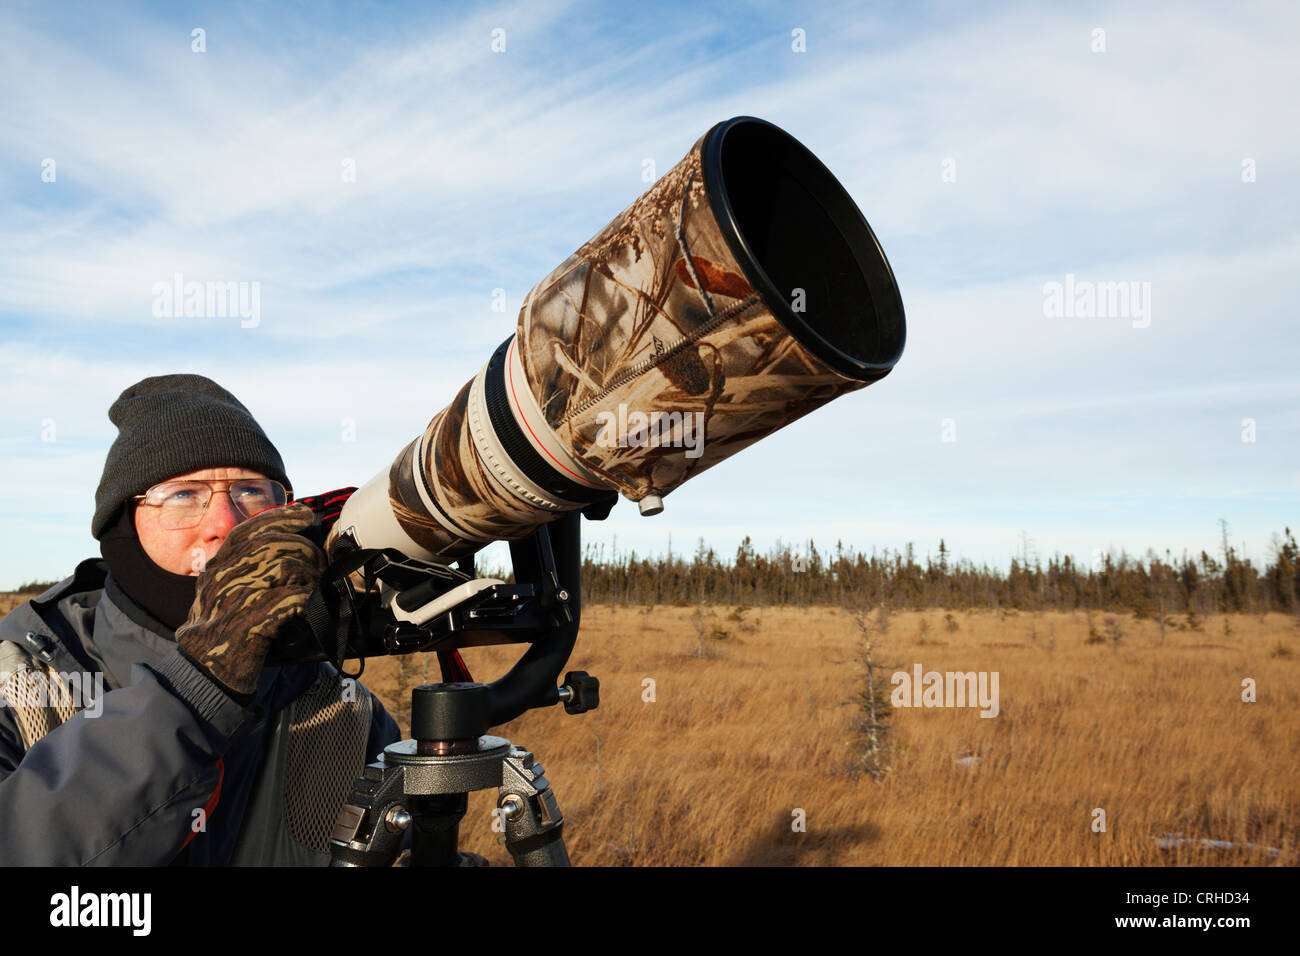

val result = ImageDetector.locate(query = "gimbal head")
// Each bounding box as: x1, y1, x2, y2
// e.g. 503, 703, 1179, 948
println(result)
273, 506, 598, 728
280, 507, 598, 866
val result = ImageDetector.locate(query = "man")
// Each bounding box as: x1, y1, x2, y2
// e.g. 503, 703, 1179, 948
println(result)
0, 374, 400, 865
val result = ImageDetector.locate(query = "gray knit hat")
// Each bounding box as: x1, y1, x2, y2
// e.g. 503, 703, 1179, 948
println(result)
92, 374, 292, 539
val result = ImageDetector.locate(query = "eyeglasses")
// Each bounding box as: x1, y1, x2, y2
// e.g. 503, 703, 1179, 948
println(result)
132, 478, 290, 530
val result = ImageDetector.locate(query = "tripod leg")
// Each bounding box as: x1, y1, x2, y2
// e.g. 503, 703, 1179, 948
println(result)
499, 746, 570, 866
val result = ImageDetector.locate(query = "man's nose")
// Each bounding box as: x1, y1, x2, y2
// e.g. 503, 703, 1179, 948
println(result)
201, 490, 245, 538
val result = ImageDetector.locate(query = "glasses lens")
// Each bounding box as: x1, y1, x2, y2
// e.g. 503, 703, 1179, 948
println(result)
229, 479, 288, 518
146, 481, 212, 530
143, 479, 289, 528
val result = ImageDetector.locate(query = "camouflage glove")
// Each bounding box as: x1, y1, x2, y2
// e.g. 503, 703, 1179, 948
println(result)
175, 503, 327, 702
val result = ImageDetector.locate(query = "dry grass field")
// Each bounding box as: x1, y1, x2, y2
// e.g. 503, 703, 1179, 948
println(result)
0, 592, 38, 618
4, 585, 1296, 866
364, 605, 1299, 866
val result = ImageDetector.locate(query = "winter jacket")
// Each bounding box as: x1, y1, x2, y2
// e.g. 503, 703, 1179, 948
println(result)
0, 557, 400, 865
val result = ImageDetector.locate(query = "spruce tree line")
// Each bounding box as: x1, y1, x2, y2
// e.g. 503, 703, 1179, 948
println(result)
570, 527, 1300, 616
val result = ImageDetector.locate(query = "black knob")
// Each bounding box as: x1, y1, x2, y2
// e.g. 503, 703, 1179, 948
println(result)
562, 671, 599, 715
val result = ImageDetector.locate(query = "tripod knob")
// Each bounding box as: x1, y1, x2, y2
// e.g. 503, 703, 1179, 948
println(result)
559, 671, 599, 715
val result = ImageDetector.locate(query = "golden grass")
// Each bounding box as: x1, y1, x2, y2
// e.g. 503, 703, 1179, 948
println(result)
362, 606, 1300, 866
0, 592, 33, 618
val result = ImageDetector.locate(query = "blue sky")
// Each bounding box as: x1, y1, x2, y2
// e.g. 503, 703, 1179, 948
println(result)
2, 0, 1297, 588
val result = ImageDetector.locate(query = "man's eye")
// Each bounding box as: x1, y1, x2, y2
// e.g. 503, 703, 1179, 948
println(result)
165, 490, 198, 503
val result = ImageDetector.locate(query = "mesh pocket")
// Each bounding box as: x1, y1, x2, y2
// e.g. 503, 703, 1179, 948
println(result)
0, 663, 81, 751
283, 671, 373, 853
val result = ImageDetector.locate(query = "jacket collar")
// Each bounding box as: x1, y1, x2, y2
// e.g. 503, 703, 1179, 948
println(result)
90, 576, 181, 689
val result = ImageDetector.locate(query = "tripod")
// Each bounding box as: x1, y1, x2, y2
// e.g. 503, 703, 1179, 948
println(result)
324, 510, 599, 867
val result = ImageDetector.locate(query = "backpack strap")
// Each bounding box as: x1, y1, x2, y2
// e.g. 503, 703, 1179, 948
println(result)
27, 558, 108, 675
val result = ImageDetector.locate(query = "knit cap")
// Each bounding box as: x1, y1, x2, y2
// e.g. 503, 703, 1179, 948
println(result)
92, 374, 291, 539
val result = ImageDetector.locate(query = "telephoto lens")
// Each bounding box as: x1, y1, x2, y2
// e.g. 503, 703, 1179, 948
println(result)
329, 115, 905, 564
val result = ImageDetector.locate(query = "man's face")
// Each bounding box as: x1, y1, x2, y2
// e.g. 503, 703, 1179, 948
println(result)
134, 466, 270, 575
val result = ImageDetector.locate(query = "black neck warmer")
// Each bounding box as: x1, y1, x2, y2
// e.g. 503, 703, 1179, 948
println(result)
99, 505, 197, 634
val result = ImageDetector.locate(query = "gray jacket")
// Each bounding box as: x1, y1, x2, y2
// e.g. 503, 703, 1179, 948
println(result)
0, 558, 400, 865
